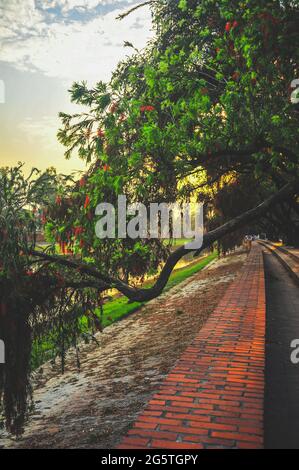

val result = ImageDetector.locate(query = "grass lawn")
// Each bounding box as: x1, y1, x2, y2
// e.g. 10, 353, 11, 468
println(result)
32, 251, 217, 368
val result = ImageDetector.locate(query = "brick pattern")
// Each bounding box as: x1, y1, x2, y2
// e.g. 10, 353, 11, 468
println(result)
118, 244, 266, 449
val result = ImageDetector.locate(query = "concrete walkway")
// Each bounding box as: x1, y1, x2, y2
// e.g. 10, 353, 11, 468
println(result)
118, 244, 266, 449
263, 250, 299, 449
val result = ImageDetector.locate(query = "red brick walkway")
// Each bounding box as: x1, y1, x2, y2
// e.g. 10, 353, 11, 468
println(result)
118, 244, 266, 449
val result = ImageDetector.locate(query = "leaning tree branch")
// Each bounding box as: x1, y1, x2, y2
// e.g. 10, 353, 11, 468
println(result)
116, 1, 155, 20
29, 251, 122, 292
30, 178, 298, 302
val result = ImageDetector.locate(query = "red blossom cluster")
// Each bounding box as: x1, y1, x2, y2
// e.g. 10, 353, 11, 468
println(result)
109, 102, 118, 113
119, 113, 126, 122
55, 224, 87, 254
97, 128, 105, 138
73, 226, 84, 237
84, 195, 90, 209
232, 71, 240, 81
200, 87, 209, 95
79, 177, 86, 187
58, 241, 67, 254
225, 20, 238, 32
140, 105, 155, 112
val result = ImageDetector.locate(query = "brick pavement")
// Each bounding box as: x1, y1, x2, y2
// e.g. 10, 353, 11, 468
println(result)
118, 244, 265, 449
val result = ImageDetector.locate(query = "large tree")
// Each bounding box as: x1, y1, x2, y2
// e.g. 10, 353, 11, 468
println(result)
1, 0, 298, 435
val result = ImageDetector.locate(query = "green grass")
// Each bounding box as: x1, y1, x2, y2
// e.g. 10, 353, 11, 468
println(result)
96, 251, 217, 328
31, 251, 217, 368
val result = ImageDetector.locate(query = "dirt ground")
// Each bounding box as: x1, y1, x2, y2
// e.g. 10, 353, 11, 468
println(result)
1, 251, 247, 449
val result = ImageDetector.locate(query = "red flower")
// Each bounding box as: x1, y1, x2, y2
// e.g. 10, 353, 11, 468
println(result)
103, 164, 111, 172
232, 71, 240, 81
74, 226, 84, 237
200, 87, 209, 95
110, 102, 118, 113
60, 242, 66, 254
140, 105, 155, 112
225, 22, 231, 32
79, 177, 86, 187
55, 195, 62, 205
84, 195, 90, 209
232, 20, 238, 28
97, 129, 105, 138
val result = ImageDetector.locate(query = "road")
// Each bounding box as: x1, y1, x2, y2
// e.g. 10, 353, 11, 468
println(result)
263, 249, 299, 449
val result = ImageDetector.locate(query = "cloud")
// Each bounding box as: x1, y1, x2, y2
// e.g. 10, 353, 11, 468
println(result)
0, 0, 153, 84
18, 115, 61, 150
0, 1, 153, 174
59, 1, 130, 12
41, 1, 136, 13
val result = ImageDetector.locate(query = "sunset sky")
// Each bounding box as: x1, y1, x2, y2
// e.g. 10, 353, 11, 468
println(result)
0, 0, 153, 175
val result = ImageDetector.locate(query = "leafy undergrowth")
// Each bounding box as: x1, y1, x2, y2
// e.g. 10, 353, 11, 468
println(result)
31, 252, 217, 369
